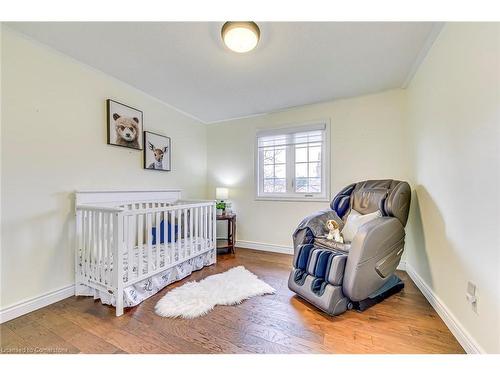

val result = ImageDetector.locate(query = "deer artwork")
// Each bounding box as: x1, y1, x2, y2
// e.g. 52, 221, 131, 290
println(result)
147, 142, 168, 170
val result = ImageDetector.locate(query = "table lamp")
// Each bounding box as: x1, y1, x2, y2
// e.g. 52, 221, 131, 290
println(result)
216, 187, 229, 201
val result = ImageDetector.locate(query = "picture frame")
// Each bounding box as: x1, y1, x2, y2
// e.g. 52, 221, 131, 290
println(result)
143, 131, 172, 171
106, 99, 143, 150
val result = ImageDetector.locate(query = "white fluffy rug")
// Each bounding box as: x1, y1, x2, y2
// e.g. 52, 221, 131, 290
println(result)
154, 266, 275, 318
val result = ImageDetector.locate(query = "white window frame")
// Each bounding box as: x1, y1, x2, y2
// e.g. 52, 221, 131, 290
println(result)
255, 120, 331, 202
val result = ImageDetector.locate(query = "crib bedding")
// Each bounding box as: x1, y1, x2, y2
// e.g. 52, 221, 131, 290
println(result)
76, 237, 216, 308
122, 237, 213, 282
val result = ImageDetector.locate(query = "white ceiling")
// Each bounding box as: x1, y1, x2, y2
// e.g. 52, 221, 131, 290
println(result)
8, 22, 441, 123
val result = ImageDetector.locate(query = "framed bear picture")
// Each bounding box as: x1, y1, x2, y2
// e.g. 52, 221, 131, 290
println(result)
107, 99, 143, 150
144, 131, 171, 171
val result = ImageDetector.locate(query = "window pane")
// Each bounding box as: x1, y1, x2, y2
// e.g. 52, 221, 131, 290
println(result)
308, 162, 321, 178
263, 165, 274, 178
274, 178, 286, 192
275, 164, 286, 178
274, 147, 286, 164
263, 179, 274, 193
295, 177, 308, 192
309, 146, 321, 162
295, 163, 307, 178
309, 178, 321, 193
263, 149, 274, 164
295, 146, 307, 163
257, 124, 328, 199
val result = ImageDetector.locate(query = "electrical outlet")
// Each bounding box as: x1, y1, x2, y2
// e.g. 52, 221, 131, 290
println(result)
466, 281, 478, 314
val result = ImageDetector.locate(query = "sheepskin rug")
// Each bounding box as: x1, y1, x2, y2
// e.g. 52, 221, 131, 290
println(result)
154, 266, 275, 318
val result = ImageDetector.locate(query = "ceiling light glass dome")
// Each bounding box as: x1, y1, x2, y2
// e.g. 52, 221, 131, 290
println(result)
221, 22, 260, 53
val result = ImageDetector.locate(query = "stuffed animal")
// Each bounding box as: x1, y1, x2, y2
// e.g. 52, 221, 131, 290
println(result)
326, 219, 344, 243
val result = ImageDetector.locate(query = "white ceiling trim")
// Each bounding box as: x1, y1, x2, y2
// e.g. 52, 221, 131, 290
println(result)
401, 22, 445, 88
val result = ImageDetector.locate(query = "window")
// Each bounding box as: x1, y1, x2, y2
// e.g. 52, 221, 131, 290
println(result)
256, 122, 330, 201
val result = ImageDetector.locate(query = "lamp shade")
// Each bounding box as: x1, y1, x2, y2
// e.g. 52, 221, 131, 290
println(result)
216, 187, 229, 200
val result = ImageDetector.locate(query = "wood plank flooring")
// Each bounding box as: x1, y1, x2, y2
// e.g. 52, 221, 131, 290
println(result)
0, 248, 465, 354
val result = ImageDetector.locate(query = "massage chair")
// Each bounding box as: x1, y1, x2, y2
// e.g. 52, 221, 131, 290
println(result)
288, 179, 411, 315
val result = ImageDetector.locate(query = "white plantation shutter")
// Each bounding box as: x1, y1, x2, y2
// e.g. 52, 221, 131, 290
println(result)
257, 123, 326, 148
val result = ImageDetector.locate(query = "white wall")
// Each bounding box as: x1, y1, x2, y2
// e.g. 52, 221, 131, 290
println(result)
405, 23, 500, 353
207, 90, 410, 250
0, 27, 208, 309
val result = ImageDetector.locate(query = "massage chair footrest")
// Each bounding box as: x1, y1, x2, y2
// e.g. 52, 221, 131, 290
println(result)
288, 268, 350, 316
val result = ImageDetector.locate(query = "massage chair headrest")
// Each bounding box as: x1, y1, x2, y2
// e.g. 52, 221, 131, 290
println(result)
330, 179, 411, 226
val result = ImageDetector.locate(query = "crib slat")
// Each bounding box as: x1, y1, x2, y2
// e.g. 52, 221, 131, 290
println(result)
199, 206, 204, 254
104, 212, 109, 286
211, 204, 214, 245
189, 207, 194, 256
91, 211, 97, 280
208, 205, 212, 246
212, 203, 216, 250
161, 211, 167, 266
195, 207, 199, 254
155, 211, 161, 269
101, 211, 106, 282
98, 211, 103, 282
101, 212, 106, 284
198, 206, 203, 255
146, 213, 152, 274
183, 208, 188, 260
89, 210, 94, 280
137, 214, 144, 278
203, 206, 207, 253
89, 210, 94, 278
126, 215, 133, 283
170, 209, 175, 264
87, 211, 91, 278
82, 210, 87, 277
107, 212, 112, 286
83, 211, 88, 278
177, 209, 181, 261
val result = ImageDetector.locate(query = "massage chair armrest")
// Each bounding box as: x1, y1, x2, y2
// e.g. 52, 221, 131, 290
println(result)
293, 209, 342, 245
343, 216, 405, 301
292, 209, 342, 265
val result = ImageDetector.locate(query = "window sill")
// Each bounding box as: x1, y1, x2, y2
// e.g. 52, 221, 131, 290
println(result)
255, 196, 330, 203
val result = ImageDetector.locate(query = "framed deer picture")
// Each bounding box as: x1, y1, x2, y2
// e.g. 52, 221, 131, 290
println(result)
143, 131, 171, 171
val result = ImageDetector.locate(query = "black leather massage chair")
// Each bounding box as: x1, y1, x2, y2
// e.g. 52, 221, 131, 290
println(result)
288, 179, 411, 315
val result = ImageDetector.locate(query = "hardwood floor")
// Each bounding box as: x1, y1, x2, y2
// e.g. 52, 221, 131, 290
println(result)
0, 248, 465, 354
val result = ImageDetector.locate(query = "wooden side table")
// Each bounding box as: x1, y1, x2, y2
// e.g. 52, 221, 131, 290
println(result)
216, 213, 236, 254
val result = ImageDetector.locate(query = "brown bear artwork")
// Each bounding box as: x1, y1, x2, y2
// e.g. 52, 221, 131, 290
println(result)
113, 113, 140, 148
107, 99, 143, 150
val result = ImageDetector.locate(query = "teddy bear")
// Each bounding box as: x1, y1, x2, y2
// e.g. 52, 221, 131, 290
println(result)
113, 113, 140, 149
326, 219, 344, 243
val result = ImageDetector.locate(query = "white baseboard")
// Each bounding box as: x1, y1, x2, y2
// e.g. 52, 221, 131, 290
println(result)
236, 240, 294, 255
0, 284, 75, 324
405, 263, 484, 354
397, 260, 406, 271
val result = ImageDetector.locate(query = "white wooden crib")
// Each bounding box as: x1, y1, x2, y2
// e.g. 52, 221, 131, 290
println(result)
74, 190, 216, 316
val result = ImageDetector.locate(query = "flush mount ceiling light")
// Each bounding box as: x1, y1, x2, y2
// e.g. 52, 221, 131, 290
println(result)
221, 21, 260, 53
